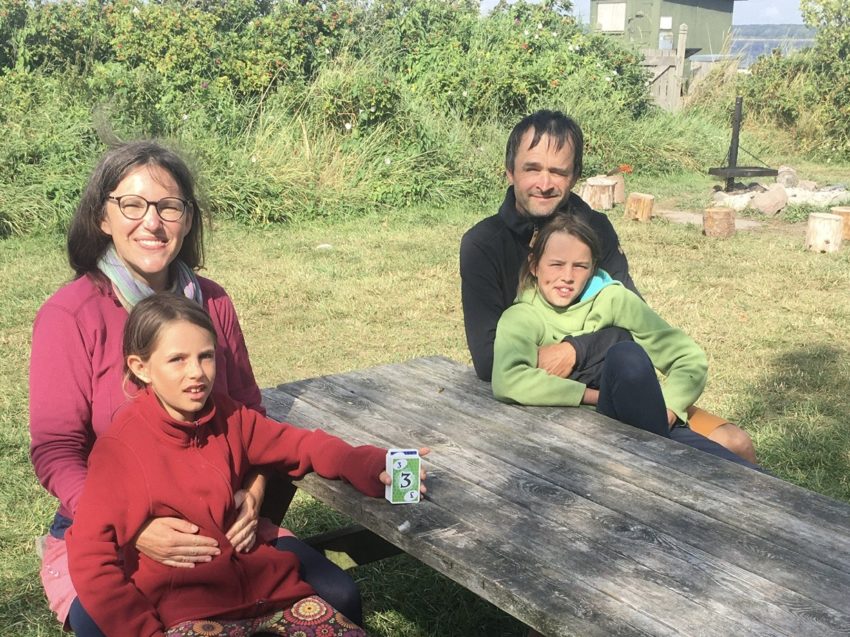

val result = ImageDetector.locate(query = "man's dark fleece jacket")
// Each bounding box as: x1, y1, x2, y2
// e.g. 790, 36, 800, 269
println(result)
460, 187, 641, 382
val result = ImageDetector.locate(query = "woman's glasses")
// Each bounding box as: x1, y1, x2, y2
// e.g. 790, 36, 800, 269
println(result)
107, 195, 190, 222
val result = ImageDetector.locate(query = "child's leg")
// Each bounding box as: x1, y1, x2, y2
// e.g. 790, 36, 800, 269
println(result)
669, 426, 763, 471
67, 598, 107, 637
273, 537, 362, 625
596, 341, 671, 437
165, 618, 249, 636
251, 596, 366, 636
165, 597, 365, 637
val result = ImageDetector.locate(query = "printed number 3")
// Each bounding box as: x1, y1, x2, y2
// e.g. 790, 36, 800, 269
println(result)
399, 471, 412, 488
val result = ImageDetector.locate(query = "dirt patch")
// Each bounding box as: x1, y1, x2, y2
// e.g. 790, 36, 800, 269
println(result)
654, 209, 762, 230
651, 208, 809, 241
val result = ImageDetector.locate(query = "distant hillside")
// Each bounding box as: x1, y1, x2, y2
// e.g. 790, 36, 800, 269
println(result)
730, 24, 816, 68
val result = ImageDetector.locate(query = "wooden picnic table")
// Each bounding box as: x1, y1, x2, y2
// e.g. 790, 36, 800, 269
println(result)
262, 356, 850, 637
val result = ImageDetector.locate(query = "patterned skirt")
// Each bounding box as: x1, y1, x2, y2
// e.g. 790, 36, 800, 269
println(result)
164, 595, 366, 637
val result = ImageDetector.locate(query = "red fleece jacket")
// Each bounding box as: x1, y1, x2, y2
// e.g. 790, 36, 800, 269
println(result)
66, 388, 385, 637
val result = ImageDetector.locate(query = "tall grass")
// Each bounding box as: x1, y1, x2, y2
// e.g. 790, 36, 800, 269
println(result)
1, 0, 827, 237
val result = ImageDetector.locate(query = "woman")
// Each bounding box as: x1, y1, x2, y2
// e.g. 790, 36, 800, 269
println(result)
29, 141, 362, 635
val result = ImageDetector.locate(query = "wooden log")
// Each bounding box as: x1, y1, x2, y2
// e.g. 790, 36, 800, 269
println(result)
607, 173, 626, 204
623, 192, 655, 222
830, 206, 850, 241
580, 177, 616, 211
805, 212, 843, 253
703, 206, 736, 238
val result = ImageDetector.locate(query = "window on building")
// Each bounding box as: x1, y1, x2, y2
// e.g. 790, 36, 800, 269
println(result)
597, 3, 627, 32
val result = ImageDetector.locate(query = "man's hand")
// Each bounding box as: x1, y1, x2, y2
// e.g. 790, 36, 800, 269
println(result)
582, 388, 599, 405
537, 341, 577, 378
227, 489, 259, 553
135, 518, 220, 568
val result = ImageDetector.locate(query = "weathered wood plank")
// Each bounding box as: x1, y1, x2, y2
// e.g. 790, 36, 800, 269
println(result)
402, 357, 850, 550
264, 370, 848, 634
262, 356, 850, 636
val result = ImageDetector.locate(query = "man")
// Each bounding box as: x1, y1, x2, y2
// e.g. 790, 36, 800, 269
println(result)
460, 110, 756, 463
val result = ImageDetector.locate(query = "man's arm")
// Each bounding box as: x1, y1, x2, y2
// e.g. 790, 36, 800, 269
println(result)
460, 235, 506, 381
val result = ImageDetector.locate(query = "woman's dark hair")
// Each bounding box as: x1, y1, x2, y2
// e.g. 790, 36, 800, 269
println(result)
505, 110, 584, 180
517, 212, 601, 296
123, 293, 217, 386
67, 141, 205, 278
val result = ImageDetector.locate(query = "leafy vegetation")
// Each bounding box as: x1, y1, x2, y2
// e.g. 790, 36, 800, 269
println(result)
2, 0, 830, 236
741, 0, 850, 158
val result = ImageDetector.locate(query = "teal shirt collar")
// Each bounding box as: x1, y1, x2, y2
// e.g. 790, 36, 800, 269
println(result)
579, 269, 617, 301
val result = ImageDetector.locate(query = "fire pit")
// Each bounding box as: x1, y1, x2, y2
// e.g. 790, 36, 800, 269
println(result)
708, 96, 778, 192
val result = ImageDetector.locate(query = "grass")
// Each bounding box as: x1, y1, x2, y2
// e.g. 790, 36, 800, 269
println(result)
2, 186, 850, 635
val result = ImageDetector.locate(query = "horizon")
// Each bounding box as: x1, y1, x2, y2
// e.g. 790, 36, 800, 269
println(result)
482, 1, 805, 25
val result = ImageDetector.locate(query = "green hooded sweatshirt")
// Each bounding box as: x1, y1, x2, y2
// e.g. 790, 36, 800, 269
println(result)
492, 272, 707, 423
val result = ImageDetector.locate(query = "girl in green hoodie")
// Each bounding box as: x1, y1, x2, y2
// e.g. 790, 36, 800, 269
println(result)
492, 214, 757, 467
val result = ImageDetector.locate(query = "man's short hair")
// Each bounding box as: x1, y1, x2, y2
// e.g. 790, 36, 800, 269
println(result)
505, 110, 584, 179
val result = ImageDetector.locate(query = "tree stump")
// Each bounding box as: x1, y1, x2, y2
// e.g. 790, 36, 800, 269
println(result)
805, 212, 843, 253
703, 207, 735, 238
608, 173, 626, 204
830, 206, 850, 241
623, 192, 654, 222
580, 177, 616, 211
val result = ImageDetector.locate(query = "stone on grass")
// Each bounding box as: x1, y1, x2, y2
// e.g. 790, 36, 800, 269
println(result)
750, 183, 788, 216
786, 187, 850, 208
776, 165, 799, 188
797, 180, 818, 191
712, 190, 755, 211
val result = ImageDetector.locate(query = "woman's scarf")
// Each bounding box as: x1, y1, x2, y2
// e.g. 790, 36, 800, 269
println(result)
97, 244, 203, 310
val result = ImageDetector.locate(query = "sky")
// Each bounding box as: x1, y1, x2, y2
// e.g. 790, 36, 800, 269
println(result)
482, 1, 805, 25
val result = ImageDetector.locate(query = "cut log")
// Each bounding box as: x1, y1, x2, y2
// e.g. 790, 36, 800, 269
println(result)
580, 177, 616, 211
608, 173, 626, 204
805, 212, 843, 253
624, 193, 655, 222
703, 207, 735, 238
830, 206, 850, 241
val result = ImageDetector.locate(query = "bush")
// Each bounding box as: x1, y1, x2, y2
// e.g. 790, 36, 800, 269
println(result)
741, 0, 849, 159
5, 0, 812, 235
0, 69, 99, 236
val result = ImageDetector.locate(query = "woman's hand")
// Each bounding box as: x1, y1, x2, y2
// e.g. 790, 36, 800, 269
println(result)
226, 489, 259, 552
135, 518, 220, 568
667, 409, 678, 429
224, 470, 266, 552
379, 447, 430, 494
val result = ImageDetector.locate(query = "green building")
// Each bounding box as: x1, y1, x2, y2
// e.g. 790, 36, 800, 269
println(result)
590, 0, 743, 56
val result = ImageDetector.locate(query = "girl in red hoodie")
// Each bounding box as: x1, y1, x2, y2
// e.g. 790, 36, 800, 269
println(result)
67, 293, 426, 637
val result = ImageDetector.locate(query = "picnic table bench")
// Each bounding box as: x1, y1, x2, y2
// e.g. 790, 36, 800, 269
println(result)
262, 356, 850, 637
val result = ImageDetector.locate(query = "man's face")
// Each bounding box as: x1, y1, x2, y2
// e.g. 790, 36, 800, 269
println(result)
507, 130, 578, 218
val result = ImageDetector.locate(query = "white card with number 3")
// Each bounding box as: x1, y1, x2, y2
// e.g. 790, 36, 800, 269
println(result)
385, 449, 420, 504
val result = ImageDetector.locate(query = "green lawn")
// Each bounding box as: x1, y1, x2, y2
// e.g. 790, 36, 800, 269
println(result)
2, 196, 849, 635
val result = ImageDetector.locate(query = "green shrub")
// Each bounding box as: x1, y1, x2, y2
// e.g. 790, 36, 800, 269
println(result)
0, 70, 101, 236
741, 0, 849, 159
2, 0, 816, 235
